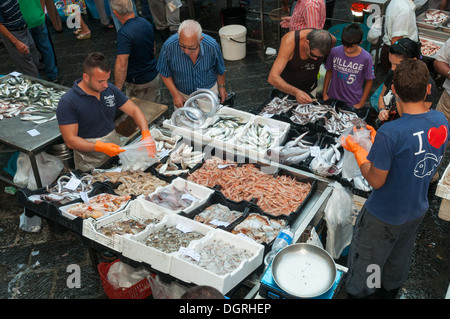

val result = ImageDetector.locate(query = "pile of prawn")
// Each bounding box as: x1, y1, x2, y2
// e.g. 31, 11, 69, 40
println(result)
187, 157, 311, 216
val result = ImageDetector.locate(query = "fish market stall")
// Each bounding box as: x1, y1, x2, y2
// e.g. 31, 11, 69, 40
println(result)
416, 9, 450, 56
14, 91, 368, 298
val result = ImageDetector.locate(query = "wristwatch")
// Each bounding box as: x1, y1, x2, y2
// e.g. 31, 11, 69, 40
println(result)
218, 84, 226, 88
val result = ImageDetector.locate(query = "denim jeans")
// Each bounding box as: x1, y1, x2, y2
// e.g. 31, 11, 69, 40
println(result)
29, 23, 58, 81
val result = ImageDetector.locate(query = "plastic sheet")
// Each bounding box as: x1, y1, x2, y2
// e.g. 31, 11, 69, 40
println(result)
118, 139, 157, 171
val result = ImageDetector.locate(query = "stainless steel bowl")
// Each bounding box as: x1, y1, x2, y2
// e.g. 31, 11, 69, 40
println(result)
272, 243, 337, 298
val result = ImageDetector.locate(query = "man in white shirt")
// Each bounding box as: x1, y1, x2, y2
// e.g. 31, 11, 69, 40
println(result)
434, 38, 450, 124
380, 0, 418, 72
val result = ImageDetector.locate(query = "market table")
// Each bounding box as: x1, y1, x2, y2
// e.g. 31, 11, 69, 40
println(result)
0, 74, 69, 189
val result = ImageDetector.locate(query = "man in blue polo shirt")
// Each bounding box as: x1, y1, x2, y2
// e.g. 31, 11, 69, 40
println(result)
111, 0, 160, 102
56, 52, 155, 171
157, 19, 228, 109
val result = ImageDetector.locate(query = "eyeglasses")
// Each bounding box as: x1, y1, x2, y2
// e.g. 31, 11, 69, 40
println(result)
179, 43, 199, 51
309, 48, 323, 59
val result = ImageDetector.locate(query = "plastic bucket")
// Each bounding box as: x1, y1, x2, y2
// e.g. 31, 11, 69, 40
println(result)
219, 24, 247, 61
220, 7, 246, 26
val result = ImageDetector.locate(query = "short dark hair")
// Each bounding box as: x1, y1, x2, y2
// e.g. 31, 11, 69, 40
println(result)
389, 38, 422, 60
82, 52, 111, 75
342, 23, 363, 47
307, 29, 333, 56
393, 59, 429, 103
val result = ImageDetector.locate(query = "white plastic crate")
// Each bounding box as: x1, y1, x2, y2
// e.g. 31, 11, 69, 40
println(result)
150, 128, 181, 160
436, 163, 450, 200
82, 199, 166, 253
59, 193, 131, 221
136, 177, 215, 215
199, 107, 255, 149
122, 213, 213, 274
170, 228, 264, 295
230, 115, 290, 161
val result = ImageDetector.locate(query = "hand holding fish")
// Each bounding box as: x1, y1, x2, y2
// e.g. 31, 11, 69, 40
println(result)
294, 89, 314, 104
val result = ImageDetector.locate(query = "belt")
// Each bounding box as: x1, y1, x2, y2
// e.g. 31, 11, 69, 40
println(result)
7, 24, 27, 32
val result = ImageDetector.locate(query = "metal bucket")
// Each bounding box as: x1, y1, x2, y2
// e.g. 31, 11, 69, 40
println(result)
46, 143, 74, 170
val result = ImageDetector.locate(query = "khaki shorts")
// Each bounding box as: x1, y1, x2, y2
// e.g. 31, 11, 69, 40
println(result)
436, 89, 450, 125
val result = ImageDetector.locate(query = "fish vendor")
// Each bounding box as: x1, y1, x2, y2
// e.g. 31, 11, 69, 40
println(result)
56, 52, 156, 172
342, 59, 449, 299
268, 28, 336, 104
156, 19, 228, 110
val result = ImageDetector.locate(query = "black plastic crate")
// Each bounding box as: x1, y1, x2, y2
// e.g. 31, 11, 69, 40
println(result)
182, 189, 253, 231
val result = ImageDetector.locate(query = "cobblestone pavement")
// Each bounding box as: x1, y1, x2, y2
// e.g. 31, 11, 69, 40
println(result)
0, 0, 449, 299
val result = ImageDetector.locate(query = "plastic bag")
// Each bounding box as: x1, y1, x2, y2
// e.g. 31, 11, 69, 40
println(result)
107, 261, 151, 289
324, 182, 353, 259
13, 152, 64, 190
19, 209, 42, 233
165, 0, 181, 12
118, 138, 157, 171
340, 125, 372, 179
147, 274, 188, 299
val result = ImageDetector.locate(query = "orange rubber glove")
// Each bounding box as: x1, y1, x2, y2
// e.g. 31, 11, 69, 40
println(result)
141, 130, 156, 158
94, 140, 124, 157
342, 135, 370, 167
366, 125, 377, 144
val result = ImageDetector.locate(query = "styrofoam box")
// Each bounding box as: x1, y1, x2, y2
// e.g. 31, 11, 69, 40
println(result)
436, 162, 450, 200
162, 118, 198, 142
82, 199, 167, 253
199, 107, 255, 150
170, 228, 264, 295
135, 177, 215, 215
122, 213, 213, 273
229, 115, 291, 161
59, 193, 130, 221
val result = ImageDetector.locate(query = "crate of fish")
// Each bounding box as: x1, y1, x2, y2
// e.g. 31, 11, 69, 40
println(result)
59, 193, 132, 221
184, 189, 252, 230
249, 168, 317, 222
151, 141, 206, 182
290, 101, 363, 136
198, 106, 255, 147
230, 211, 287, 249
137, 177, 215, 215
82, 199, 166, 253
170, 227, 264, 295
230, 115, 291, 162
150, 128, 181, 161
122, 213, 213, 273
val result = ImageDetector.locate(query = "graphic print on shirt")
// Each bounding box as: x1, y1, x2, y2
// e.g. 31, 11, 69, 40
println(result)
104, 95, 115, 108
412, 126, 448, 178
332, 57, 367, 85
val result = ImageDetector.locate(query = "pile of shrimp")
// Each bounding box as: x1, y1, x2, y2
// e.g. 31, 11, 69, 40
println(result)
187, 157, 311, 216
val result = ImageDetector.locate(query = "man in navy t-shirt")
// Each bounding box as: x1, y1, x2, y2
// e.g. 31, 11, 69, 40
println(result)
342, 59, 449, 299
111, 0, 160, 102
56, 52, 155, 171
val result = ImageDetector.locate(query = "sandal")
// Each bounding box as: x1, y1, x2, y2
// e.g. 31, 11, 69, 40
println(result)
73, 28, 82, 35
76, 31, 91, 40
102, 22, 114, 29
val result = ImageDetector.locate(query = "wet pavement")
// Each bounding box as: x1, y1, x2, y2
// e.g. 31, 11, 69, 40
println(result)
0, 0, 449, 299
